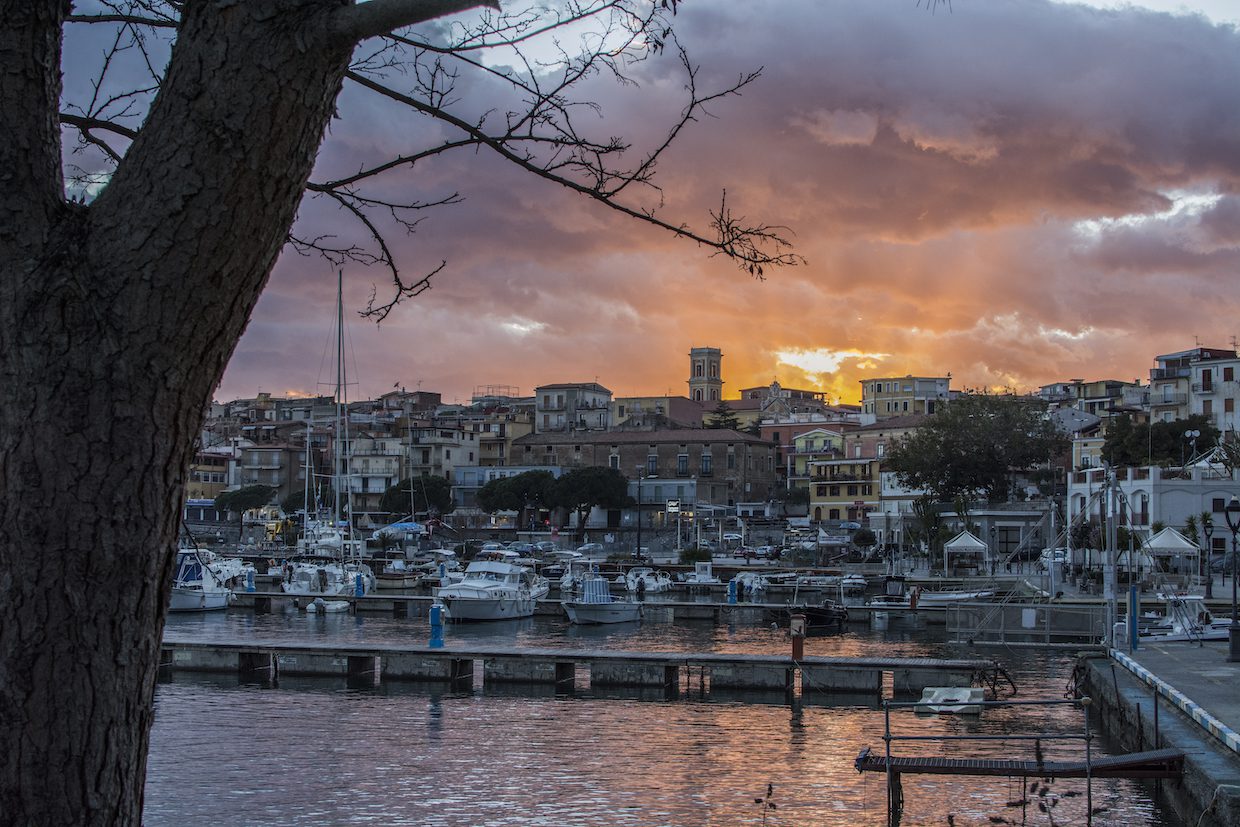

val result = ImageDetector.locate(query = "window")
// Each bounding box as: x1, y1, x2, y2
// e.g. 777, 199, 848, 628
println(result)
1213, 498, 1225, 513
727, 452, 736, 470
711, 389, 719, 401
618, 405, 626, 417
816, 485, 827, 497
1203, 399, 1213, 415
701, 454, 712, 474
847, 485, 857, 496
609, 454, 619, 470
695, 363, 703, 377
1226, 398, 1235, 413
876, 443, 885, 457
677, 454, 688, 475
829, 508, 840, 520
574, 444, 581, 453
1226, 367, 1235, 382
710, 364, 717, 378
694, 389, 702, 401
647, 454, 658, 476
1202, 369, 1213, 392
829, 485, 840, 496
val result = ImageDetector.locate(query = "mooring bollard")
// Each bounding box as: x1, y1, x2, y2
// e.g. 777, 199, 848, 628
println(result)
790, 613, 806, 661
355, 573, 364, 598
727, 579, 738, 605
245, 568, 255, 593
429, 602, 445, 649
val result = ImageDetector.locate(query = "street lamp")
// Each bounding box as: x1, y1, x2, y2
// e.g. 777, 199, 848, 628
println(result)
634, 467, 644, 561
1202, 518, 1214, 600
1224, 496, 1240, 662
1183, 429, 1201, 467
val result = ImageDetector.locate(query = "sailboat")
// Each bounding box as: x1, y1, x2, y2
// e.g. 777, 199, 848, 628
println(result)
281, 271, 375, 600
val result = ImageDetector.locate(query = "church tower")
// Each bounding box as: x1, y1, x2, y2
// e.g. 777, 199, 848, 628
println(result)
688, 347, 723, 403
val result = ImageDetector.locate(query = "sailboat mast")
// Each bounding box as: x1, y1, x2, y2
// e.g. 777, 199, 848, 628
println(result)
334, 269, 353, 563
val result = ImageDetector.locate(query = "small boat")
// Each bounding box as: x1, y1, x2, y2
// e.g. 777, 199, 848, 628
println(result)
841, 574, 867, 595
169, 547, 234, 612
915, 588, 995, 606
305, 597, 350, 614
771, 598, 849, 630
917, 686, 985, 715
280, 561, 376, 597
563, 575, 642, 624
437, 560, 536, 622
730, 571, 770, 598
619, 567, 673, 594
680, 562, 721, 590
374, 558, 422, 590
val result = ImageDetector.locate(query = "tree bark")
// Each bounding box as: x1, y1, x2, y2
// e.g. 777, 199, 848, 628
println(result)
0, 2, 356, 823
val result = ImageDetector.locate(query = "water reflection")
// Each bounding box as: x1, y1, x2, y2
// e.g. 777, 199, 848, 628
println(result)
150, 612, 1181, 826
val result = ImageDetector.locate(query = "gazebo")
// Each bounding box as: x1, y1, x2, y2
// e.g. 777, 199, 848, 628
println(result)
943, 530, 991, 576
1141, 526, 1200, 586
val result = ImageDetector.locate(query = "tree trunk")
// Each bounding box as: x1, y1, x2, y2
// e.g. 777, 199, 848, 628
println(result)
0, 2, 354, 823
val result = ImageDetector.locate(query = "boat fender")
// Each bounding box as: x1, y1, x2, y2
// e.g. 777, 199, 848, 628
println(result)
909, 586, 920, 610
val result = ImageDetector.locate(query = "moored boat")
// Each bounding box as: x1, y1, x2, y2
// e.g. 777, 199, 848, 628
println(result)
169, 547, 234, 612
563, 575, 642, 625
437, 560, 536, 622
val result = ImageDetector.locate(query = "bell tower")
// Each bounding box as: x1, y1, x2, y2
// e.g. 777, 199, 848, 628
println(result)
688, 347, 723, 403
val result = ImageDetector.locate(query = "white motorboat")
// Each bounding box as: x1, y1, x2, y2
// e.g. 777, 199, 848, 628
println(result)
915, 588, 995, 606
169, 548, 234, 612
558, 558, 597, 596
563, 575, 642, 624
731, 571, 770, 598
437, 561, 536, 621
281, 561, 375, 597
618, 567, 673, 594
681, 562, 721, 589
1115, 595, 1232, 643
374, 558, 422, 590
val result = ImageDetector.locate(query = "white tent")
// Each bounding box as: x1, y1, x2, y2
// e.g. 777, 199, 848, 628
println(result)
943, 530, 990, 575
1141, 526, 1199, 579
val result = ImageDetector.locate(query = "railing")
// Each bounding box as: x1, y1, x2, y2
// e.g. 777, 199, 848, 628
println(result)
947, 601, 1107, 646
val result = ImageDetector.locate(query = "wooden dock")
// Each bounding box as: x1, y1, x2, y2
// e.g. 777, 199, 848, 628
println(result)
159, 636, 992, 697
854, 745, 1185, 779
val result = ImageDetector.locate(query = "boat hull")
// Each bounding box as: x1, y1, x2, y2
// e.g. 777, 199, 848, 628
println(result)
564, 601, 642, 624
169, 586, 231, 612
441, 596, 535, 622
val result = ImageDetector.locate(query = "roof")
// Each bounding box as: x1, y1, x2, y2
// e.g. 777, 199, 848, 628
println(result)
513, 428, 768, 446
855, 414, 929, 432
535, 382, 612, 393
945, 530, 988, 549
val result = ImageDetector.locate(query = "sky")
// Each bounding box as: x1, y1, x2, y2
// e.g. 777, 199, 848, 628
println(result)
82, 0, 1240, 406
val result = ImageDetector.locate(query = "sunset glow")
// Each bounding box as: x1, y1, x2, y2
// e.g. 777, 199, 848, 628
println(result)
207, 1, 1240, 406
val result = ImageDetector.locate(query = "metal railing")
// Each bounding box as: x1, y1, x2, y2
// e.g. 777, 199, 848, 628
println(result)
947, 601, 1107, 646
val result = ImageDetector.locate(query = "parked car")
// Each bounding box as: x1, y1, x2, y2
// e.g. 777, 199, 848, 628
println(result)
534, 540, 559, 553
576, 542, 605, 556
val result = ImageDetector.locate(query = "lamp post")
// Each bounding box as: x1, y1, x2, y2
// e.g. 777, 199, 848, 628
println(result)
1203, 519, 1214, 600
1224, 496, 1240, 662
634, 467, 644, 561
1183, 429, 1201, 467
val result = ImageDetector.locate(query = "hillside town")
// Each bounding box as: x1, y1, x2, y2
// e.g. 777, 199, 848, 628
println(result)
190, 343, 1240, 568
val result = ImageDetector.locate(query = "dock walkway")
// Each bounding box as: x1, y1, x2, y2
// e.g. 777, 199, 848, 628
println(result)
159, 635, 992, 696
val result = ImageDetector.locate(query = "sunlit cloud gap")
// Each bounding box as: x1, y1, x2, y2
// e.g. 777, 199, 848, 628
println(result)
773, 348, 890, 376
1073, 191, 1224, 238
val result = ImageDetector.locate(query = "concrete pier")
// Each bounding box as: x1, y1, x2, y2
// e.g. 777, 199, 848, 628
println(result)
1084, 643, 1240, 827
160, 636, 989, 702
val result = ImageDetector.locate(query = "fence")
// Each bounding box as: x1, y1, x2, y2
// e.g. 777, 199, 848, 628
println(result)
947, 601, 1107, 646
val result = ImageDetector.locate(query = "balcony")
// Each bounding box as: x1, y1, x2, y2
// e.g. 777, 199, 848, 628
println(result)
1152, 393, 1188, 406
1150, 367, 1189, 381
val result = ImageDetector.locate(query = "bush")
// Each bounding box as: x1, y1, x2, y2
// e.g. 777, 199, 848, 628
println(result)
679, 546, 712, 564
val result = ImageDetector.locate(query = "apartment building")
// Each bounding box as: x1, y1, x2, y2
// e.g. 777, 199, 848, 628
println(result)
534, 382, 612, 433
1149, 347, 1234, 424
1190, 354, 1240, 433
860, 376, 950, 420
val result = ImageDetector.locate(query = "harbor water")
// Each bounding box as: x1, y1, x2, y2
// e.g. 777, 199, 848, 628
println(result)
147, 610, 1183, 826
